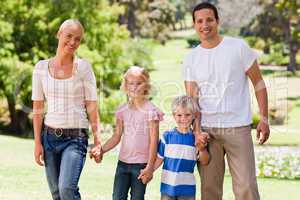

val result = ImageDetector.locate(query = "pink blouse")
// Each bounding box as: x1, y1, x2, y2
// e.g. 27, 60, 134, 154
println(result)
115, 101, 164, 164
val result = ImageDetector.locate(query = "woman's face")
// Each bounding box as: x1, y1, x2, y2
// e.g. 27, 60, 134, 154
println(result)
57, 24, 83, 55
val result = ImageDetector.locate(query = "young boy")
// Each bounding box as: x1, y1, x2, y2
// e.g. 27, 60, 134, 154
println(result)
154, 95, 210, 200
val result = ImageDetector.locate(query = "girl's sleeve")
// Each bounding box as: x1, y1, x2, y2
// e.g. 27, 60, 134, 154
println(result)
115, 105, 125, 120
148, 107, 164, 121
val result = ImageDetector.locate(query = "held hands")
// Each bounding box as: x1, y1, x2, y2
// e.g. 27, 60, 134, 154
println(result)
256, 117, 270, 145
89, 135, 103, 163
195, 131, 210, 151
138, 167, 154, 184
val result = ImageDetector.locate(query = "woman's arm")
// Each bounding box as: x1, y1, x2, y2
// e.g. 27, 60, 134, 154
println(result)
85, 100, 103, 162
33, 100, 45, 166
102, 118, 123, 153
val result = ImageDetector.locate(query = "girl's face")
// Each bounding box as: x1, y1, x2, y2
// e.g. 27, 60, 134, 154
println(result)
57, 24, 83, 55
173, 106, 194, 130
125, 74, 148, 98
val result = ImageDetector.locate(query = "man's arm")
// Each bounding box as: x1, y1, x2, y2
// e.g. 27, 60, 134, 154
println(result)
185, 81, 208, 147
246, 61, 270, 144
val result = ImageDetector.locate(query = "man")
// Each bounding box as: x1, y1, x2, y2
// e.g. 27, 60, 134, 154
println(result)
183, 2, 270, 200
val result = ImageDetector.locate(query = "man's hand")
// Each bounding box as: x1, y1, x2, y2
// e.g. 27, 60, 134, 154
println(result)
195, 131, 210, 150
256, 118, 270, 145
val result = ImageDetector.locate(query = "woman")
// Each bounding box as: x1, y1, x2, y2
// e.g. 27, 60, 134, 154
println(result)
32, 19, 102, 200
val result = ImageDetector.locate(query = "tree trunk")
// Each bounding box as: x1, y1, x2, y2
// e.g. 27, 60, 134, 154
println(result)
6, 94, 28, 135
127, 2, 136, 37
287, 42, 298, 72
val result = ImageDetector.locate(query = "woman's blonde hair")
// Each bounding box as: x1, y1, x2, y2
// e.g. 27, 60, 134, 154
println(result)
57, 19, 84, 35
120, 66, 151, 96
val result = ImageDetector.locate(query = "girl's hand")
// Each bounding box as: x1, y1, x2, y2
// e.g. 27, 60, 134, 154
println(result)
34, 143, 44, 166
138, 167, 153, 184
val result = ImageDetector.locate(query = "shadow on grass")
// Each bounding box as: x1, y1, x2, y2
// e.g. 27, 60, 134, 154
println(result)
0, 123, 33, 139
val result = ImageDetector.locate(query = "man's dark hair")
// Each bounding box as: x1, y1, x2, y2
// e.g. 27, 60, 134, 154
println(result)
192, 2, 219, 22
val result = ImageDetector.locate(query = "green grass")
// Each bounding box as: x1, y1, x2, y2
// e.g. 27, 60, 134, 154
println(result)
0, 134, 300, 200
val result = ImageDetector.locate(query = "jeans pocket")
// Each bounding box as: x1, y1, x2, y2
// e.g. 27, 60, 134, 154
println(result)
74, 137, 88, 156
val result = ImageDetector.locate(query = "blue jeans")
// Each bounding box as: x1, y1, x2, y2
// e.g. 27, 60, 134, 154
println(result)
112, 160, 147, 200
42, 130, 88, 200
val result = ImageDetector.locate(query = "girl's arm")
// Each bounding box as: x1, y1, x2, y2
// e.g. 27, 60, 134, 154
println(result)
102, 118, 123, 154
138, 120, 159, 183
146, 120, 159, 171
33, 100, 45, 166
154, 157, 163, 171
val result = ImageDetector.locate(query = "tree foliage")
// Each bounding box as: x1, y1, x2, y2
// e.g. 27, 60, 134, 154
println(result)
0, 0, 153, 134
243, 0, 300, 71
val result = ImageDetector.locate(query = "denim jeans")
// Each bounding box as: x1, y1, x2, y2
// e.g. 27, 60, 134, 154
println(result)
112, 160, 147, 200
161, 194, 195, 200
42, 129, 88, 200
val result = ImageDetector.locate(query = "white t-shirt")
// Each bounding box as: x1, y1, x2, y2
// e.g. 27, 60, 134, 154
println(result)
32, 58, 97, 128
182, 36, 258, 128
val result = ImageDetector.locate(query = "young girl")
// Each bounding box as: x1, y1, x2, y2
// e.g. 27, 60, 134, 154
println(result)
100, 66, 164, 200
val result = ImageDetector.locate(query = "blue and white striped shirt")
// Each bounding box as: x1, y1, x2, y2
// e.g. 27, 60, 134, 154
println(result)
158, 128, 197, 197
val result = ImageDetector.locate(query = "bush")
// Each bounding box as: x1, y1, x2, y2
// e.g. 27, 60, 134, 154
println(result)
186, 35, 200, 48
251, 113, 260, 129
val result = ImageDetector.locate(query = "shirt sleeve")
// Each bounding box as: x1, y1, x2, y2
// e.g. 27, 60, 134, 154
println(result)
182, 53, 197, 82
31, 62, 44, 101
115, 105, 125, 120
82, 60, 97, 101
148, 108, 164, 121
157, 133, 167, 159
240, 40, 259, 72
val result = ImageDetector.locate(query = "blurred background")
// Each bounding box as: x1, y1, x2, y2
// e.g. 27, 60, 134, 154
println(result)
0, 0, 299, 199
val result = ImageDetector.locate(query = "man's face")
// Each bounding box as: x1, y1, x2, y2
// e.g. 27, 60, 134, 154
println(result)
193, 8, 219, 41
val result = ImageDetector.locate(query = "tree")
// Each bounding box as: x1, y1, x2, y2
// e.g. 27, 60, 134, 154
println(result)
0, 0, 153, 135
244, 0, 300, 72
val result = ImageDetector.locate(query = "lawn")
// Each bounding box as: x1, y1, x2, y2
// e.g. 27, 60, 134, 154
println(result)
0, 134, 300, 200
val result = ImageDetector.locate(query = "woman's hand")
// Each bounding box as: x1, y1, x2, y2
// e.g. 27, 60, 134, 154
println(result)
34, 143, 44, 166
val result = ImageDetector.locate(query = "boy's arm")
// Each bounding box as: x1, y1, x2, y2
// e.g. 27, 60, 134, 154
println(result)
198, 149, 210, 165
102, 118, 123, 153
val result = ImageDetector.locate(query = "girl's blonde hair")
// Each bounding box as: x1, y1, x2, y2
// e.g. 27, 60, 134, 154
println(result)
171, 95, 199, 114
120, 66, 151, 96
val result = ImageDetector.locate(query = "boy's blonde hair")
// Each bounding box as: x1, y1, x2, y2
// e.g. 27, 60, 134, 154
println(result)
172, 95, 199, 114
120, 66, 151, 95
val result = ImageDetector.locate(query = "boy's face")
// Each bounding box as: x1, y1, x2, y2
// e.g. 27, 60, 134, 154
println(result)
173, 106, 194, 130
